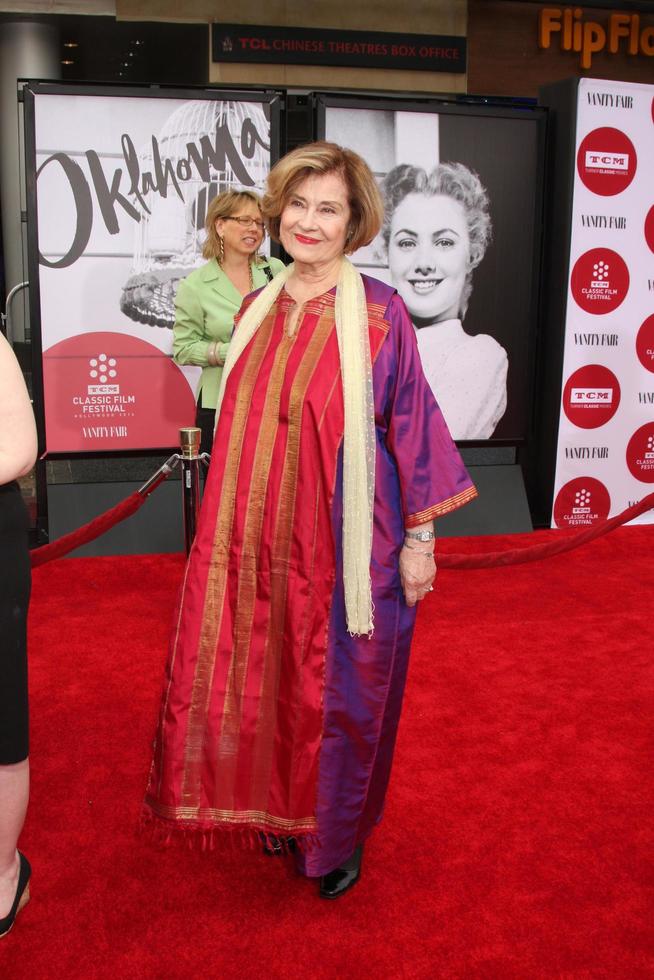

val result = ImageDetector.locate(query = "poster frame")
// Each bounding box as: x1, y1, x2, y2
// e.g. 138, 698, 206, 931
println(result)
23, 80, 282, 462
313, 91, 548, 449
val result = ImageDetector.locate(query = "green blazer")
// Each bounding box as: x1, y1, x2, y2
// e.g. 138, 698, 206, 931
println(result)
172, 256, 286, 409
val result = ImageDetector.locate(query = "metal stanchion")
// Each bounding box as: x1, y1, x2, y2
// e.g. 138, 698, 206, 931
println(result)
134, 429, 210, 555
179, 427, 203, 555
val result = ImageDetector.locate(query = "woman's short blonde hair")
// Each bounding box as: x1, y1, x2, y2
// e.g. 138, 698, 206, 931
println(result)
202, 190, 263, 260
262, 141, 383, 254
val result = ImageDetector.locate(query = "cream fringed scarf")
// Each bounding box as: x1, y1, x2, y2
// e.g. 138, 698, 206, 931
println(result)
215, 257, 375, 636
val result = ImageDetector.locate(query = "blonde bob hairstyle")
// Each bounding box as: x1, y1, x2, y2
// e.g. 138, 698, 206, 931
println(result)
262, 141, 383, 255
202, 189, 263, 261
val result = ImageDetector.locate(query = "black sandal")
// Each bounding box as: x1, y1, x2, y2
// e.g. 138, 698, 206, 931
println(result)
0, 852, 31, 938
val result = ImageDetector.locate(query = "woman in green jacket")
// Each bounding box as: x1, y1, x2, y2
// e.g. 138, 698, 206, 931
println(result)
173, 190, 285, 452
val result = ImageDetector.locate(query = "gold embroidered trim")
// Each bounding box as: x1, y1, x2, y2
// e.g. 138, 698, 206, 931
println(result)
181, 316, 276, 809
407, 485, 478, 527
146, 798, 317, 832
248, 305, 338, 807
214, 315, 295, 807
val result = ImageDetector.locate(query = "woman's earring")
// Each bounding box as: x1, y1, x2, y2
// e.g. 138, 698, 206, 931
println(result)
218, 235, 225, 264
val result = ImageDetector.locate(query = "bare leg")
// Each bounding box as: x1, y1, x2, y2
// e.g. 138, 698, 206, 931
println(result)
0, 759, 29, 916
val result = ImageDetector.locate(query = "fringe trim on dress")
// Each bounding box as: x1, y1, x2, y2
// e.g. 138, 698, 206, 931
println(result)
139, 806, 321, 854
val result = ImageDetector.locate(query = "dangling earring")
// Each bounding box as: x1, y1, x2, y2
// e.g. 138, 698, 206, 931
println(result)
218, 235, 225, 265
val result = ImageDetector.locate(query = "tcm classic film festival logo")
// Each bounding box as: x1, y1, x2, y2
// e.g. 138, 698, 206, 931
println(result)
636, 314, 654, 373
571, 248, 629, 314
43, 331, 195, 452
563, 364, 621, 428
577, 127, 637, 196
645, 204, 654, 254
71, 345, 134, 436
553, 476, 611, 528
626, 423, 654, 482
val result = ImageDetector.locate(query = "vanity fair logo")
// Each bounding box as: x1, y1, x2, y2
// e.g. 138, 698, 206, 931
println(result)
564, 446, 609, 459
586, 91, 633, 110
577, 127, 637, 195
573, 332, 618, 347
571, 248, 629, 314
580, 213, 626, 230
645, 204, 654, 254
626, 423, 654, 482
563, 364, 621, 428
553, 477, 610, 528
636, 315, 654, 373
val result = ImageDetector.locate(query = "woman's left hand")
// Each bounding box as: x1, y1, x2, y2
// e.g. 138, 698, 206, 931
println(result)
399, 545, 436, 607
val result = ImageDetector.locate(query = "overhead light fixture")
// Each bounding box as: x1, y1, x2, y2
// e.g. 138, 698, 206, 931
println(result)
63, 42, 78, 49
61, 59, 74, 65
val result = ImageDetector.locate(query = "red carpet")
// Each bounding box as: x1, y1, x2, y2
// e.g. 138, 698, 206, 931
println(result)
3, 526, 653, 978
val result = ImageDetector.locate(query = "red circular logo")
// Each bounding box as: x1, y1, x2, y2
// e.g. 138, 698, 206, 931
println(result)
43, 331, 196, 452
645, 204, 654, 254
553, 477, 611, 529
577, 127, 637, 195
636, 315, 654, 374
570, 248, 629, 314
563, 364, 621, 429
626, 423, 654, 483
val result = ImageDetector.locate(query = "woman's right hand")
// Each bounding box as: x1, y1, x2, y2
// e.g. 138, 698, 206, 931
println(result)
399, 544, 436, 607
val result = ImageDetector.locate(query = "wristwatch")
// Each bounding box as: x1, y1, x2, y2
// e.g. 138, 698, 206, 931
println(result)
405, 529, 435, 542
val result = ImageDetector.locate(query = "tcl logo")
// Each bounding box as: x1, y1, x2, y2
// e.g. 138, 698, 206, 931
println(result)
584, 151, 629, 170
570, 388, 613, 403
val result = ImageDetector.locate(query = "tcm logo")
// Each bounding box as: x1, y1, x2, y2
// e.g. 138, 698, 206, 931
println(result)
590, 259, 609, 288
577, 128, 636, 195
585, 151, 629, 171
572, 487, 591, 514
563, 364, 620, 428
88, 353, 119, 395
570, 388, 613, 404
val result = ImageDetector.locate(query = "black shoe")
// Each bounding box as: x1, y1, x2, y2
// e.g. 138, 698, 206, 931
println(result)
0, 852, 31, 938
260, 833, 296, 856
319, 844, 363, 899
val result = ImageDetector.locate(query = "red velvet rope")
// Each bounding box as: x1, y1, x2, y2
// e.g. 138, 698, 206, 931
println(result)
29, 487, 654, 571
30, 491, 146, 568
438, 491, 654, 569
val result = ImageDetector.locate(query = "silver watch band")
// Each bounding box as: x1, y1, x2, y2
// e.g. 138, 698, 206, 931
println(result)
405, 529, 435, 542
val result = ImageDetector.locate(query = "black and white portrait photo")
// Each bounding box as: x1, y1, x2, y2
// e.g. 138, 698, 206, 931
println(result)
324, 102, 543, 442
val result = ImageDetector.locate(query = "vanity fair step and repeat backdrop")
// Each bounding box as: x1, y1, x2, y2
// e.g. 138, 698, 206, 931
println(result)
550, 78, 654, 529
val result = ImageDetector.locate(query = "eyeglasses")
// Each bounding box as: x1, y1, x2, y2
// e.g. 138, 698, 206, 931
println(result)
224, 216, 265, 230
